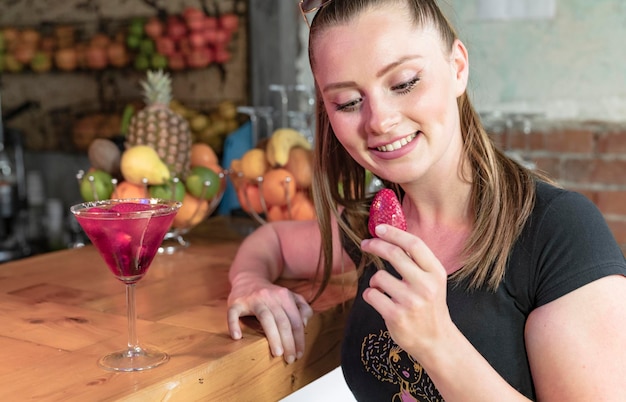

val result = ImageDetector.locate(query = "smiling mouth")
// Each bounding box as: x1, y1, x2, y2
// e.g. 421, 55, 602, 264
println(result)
376, 132, 418, 152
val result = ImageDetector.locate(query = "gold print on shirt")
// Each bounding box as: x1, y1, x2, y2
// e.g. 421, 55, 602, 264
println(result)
361, 330, 444, 402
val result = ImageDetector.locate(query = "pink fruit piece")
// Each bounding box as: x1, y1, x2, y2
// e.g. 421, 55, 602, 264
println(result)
86, 207, 111, 213
368, 188, 407, 238
109, 202, 153, 214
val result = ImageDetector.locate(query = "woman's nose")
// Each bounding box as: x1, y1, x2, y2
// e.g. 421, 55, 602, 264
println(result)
365, 96, 399, 135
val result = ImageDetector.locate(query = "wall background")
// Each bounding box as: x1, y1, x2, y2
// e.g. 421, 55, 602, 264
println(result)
298, 0, 626, 122
447, 0, 626, 122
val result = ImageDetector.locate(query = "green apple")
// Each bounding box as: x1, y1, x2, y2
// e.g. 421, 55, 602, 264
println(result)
139, 38, 155, 55
185, 166, 221, 200
80, 170, 114, 202
126, 34, 141, 50
128, 18, 145, 38
151, 53, 168, 69
134, 53, 150, 71
149, 178, 185, 201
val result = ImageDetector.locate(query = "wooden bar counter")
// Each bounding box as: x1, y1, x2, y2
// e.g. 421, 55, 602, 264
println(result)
0, 217, 356, 401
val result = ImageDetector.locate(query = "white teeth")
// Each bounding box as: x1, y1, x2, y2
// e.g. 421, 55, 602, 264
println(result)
376, 133, 417, 152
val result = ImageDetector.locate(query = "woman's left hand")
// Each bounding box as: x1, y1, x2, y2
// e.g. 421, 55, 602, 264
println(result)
360, 224, 453, 359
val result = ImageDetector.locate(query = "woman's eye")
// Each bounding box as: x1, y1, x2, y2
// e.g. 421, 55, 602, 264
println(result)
393, 77, 419, 94
335, 98, 362, 112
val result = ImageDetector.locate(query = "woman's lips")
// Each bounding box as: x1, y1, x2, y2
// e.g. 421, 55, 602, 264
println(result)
375, 132, 418, 152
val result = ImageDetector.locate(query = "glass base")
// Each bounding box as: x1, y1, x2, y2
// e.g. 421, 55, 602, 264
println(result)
158, 230, 190, 255
98, 346, 169, 372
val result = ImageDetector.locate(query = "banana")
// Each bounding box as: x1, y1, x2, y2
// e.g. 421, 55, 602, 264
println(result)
265, 128, 312, 167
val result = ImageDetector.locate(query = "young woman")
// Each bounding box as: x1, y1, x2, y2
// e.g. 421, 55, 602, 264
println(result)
227, 0, 626, 400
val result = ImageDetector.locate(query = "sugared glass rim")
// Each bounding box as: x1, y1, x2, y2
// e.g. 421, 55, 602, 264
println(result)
71, 198, 182, 218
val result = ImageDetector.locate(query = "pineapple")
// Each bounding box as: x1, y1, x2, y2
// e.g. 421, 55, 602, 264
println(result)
126, 70, 192, 177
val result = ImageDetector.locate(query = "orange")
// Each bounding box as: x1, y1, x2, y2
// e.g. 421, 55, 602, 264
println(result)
290, 191, 316, 221
261, 168, 296, 207
237, 182, 264, 214
172, 192, 209, 229
206, 162, 224, 176
266, 204, 288, 222
111, 181, 148, 199
190, 142, 219, 169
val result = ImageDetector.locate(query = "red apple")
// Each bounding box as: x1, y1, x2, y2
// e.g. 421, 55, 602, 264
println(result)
188, 31, 206, 48
167, 16, 187, 41
85, 45, 108, 69
186, 48, 211, 68
219, 13, 239, 32
155, 36, 175, 56
168, 52, 186, 70
183, 7, 206, 32
214, 46, 231, 64
178, 37, 191, 56
204, 16, 218, 30
144, 17, 164, 39
203, 28, 218, 45
214, 29, 232, 45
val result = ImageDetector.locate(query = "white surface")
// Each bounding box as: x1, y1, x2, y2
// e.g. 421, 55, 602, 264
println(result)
280, 366, 357, 402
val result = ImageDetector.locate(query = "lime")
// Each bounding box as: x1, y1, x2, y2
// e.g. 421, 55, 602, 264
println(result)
185, 166, 221, 200
149, 179, 185, 202
80, 170, 114, 201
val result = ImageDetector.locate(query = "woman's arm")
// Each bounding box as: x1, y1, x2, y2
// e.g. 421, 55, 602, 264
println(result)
526, 274, 626, 401
227, 218, 355, 363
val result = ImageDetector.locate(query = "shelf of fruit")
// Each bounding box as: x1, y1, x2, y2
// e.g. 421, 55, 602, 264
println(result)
229, 128, 316, 224
0, 6, 240, 74
78, 70, 227, 252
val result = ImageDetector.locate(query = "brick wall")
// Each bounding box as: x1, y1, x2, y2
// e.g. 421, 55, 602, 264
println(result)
493, 121, 626, 255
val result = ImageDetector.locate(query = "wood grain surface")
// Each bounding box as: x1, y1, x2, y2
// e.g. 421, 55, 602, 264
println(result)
0, 217, 356, 401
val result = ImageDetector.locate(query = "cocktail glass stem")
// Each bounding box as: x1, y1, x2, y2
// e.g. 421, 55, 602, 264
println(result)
97, 282, 169, 371
126, 283, 139, 352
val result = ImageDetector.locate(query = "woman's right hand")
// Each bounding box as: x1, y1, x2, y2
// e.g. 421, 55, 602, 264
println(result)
227, 279, 314, 364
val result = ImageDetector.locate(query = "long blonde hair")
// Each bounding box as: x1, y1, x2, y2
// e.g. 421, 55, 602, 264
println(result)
309, 0, 551, 299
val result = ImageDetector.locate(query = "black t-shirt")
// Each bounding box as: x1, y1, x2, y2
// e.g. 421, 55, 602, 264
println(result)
341, 181, 626, 401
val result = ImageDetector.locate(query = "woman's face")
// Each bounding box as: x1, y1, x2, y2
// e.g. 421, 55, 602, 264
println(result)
312, 4, 469, 186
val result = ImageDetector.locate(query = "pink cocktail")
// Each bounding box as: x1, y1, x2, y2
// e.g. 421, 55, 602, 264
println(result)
71, 198, 181, 371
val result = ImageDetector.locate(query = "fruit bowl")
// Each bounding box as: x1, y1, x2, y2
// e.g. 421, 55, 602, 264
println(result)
76, 168, 227, 254
227, 128, 316, 225
228, 166, 316, 225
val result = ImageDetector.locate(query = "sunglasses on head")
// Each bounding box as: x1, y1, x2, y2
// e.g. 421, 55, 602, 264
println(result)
299, 0, 333, 27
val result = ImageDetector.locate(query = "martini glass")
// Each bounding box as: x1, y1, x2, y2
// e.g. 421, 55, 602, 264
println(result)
70, 198, 181, 371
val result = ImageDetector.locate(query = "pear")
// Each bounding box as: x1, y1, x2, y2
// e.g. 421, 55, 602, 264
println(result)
120, 145, 171, 185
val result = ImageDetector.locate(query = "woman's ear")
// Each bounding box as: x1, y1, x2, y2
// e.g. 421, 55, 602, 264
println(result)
452, 39, 469, 97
